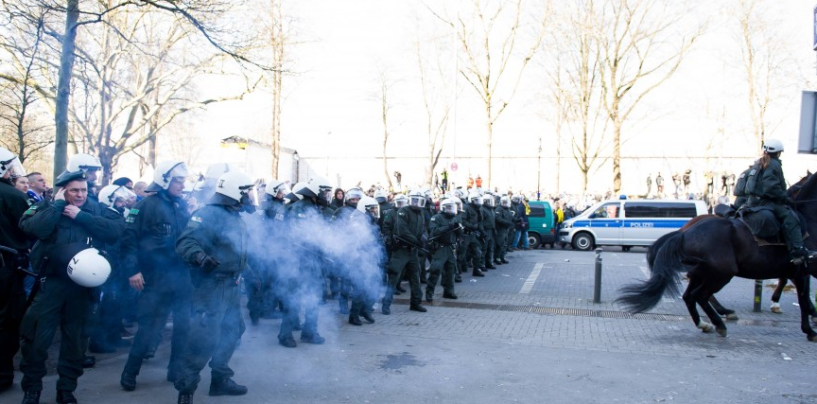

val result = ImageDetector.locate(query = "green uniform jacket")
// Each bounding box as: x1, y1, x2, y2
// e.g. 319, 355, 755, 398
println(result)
480, 205, 496, 231
429, 213, 462, 246
0, 178, 29, 251
462, 204, 483, 234
121, 190, 190, 279
754, 157, 788, 203
494, 206, 514, 230
176, 202, 248, 277
394, 206, 424, 247
20, 199, 123, 274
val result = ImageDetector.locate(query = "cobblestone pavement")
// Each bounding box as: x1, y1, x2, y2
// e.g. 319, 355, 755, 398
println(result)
2, 247, 815, 404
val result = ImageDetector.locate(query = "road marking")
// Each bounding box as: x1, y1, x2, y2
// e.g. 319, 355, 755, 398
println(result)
520, 263, 544, 294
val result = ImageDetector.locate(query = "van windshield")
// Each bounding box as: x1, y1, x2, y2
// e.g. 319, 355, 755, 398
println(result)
593, 203, 619, 218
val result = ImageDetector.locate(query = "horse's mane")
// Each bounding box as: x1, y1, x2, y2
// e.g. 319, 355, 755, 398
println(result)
791, 171, 817, 202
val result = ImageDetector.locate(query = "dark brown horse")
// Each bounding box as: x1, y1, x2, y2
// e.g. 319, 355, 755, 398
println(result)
620, 173, 817, 340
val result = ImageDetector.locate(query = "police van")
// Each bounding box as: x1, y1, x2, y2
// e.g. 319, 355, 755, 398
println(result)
557, 199, 707, 251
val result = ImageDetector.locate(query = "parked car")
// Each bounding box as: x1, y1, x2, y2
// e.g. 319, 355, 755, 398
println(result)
526, 200, 556, 248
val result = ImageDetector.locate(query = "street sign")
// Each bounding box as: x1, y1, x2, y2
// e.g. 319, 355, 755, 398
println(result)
451, 162, 458, 172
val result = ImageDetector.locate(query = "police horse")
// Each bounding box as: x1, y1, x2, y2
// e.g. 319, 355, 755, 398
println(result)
619, 173, 817, 341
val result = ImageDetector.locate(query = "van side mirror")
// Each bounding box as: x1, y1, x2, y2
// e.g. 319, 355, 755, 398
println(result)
588, 213, 596, 219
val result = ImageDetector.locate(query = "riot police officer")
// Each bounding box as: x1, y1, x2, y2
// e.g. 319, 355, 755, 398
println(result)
174, 171, 256, 404
65, 154, 102, 203
0, 148, 30, 393
426, 197, 462, 302
382, 194, 408, 295
481, 194, 497, 270
493, 196, 513, 265
382, 190, 427, 314
120, 161, 192, 391
278, 176, 334, 347
463, 191, 486, 277
19, 170, 123, 404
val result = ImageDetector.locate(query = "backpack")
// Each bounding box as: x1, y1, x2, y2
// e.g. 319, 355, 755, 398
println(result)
738, 161, 763, 197
734, 167, 752, 197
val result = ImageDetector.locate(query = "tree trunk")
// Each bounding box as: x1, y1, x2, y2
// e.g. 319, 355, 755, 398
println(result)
612, 120, 621, 193
148, 136, 156, 167
53, 0, 79, 180
270, 0, 283, 179
485, 101, 493, 189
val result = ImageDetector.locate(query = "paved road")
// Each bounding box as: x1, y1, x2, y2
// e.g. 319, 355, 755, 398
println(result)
2, 248, 816, 404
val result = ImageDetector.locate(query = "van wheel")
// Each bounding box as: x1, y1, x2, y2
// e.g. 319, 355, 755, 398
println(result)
572, 233, 594, 251
622, 246, 632, 252
527, 232, 541, 249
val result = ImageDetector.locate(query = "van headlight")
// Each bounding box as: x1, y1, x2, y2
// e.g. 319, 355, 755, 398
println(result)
562, 222, 572, 229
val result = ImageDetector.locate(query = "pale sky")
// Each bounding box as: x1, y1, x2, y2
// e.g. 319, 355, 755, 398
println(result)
169, 0, 817, 195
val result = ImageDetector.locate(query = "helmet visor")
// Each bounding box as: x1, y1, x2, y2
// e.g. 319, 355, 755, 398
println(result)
409, 195, 426, 208
441, 203, 457, 215
2, 156, 25, 177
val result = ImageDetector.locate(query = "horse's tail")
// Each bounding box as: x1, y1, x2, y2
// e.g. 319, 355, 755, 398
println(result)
646, 230, 678, 270
617, 231, 687, 313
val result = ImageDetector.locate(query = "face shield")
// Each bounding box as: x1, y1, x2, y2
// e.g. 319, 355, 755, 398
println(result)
441, 202, 457, 215
500, 198, 511, 208
345, 188, 365, 208
470, 197, 482, 206
365, 203, 380, 219
409, 195, 426, 209
483, 197, 495, 208
2, 156, 26, 178
394, 196, 408, 208
239, 184, 257, 213
319, 186, 333, 206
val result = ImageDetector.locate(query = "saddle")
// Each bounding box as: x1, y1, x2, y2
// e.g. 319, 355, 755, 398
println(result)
722, 204, 809, 247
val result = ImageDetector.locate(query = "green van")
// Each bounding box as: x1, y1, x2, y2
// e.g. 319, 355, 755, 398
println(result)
526, 200, 556, 248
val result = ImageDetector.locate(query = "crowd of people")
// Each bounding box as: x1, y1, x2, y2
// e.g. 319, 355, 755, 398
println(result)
0, 147, 538, 404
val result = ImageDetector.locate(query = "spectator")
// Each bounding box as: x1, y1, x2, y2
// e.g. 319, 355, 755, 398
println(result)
26, 172, 48, 204
331, 188, 345, 209
11, 175, 29, 194
133, 181, 148, 201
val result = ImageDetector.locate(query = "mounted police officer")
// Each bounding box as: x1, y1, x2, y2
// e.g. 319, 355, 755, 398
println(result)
174, 171, 256, 404
19, 170, 122, 404
747, 139, 815, 265
425, 197, 462, 302
120, 161, 192, 391
277, 176, 334, 348
0, 148, 30, 393
381, 190, 427, 314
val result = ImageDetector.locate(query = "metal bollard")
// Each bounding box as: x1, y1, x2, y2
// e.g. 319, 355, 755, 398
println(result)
753, 279, 762, 312
594, 248, 603, 303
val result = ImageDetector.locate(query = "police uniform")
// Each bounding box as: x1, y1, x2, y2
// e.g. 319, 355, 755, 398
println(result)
748, 156, 805, 256
462, 203, 485, 276
120, 189, 192, 388
493, 204, 513, 264
0, 176, 30, 391
174, 195, 249, 398
481, 204, 497, 269
382, 205, 425, 314
426, 212, 462, 301
245, 196, 286, 323
18, 172, 122, 398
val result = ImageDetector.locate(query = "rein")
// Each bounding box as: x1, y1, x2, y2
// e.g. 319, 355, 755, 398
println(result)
793, 198, 817, 205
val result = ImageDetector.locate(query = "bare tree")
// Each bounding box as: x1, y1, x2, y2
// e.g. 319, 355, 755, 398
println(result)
734, 0, 791, 150
596, 0, 702, 192
377, 69, 394, 190
414, 33, 453, 188
269, 0, 284, 179
430, 0, 547, 188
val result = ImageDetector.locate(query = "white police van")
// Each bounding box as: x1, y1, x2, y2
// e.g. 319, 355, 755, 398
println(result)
557, 199, 707, 251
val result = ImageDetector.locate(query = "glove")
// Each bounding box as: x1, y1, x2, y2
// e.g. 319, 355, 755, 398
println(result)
448, 223, 460, 231
197, 253, 221, 272
14, 251, 30, 272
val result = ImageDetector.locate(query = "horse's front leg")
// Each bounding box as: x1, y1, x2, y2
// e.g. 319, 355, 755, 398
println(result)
792, 274, 817, 341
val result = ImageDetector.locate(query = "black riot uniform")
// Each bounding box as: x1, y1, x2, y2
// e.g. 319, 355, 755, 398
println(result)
120, 189, 192, 389
493, 203, 513, 264
18, 174, 122, 399
277, 197, 333, 347
481, 202, 497, 269
462, 201, 485, 276
0, 176, 31, 391
382, 205, 426, 314
245, 195, 287, 324
426, 210, 462, 301
174, 193, 250, 399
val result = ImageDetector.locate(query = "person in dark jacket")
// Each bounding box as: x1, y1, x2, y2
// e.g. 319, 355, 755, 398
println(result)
747, 139, 814, 264
511, 196, 529, 250
174, 171, 255, 404
462, 191, 486, 277
0, 148, 31, 393
120, 161, 192, 392
18, 170, 123, 404
381, 190, 427, 314
480, 194, 497, 270
425, 198, 462, 302
493, 196, 513, 265
330, 188, 345, 210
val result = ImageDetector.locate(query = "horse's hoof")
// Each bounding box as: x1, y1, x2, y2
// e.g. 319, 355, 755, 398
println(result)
770, 306, 783, 314
725, 313, 739, 321
697, 322, 715, 333
811, 316, 817, 325
716, 328, 728, 338
808, 334, 817, 342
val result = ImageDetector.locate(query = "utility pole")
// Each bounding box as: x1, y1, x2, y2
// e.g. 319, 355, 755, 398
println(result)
537, 134, 542, 200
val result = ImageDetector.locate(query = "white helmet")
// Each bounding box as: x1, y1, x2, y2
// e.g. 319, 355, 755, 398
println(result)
289, 181, 307, 201
215, 171, 255, 202
152, 161, 189, 190
482, 195, 495, 207
408, 190, 426, 209
0, 147, 24, 178
468, 191, 482, 205
440, 198, 457, 215
67, 248, 111, 288
300, 175, 332, 205
205, 162, 232, 180
500, 196, 511, 208
357, 195, 380, 218
451, 196, 463, 212
67, 153, 102, 173
98, 185, 136, 207
393, 194, 409, 208
374, 188, 389, 204
763, 139, 784, 153
453, 189, 466, 200
345, 187, 365, 207
265, 179, 289, 198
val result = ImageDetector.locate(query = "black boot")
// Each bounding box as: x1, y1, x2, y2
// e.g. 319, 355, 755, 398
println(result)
300, 333, 326, 344
425, 290, 434, 303
360, 310, 375, 324
278, 336, 297, 348
454, 275, 462, 283
177, 392, 194, 404
410, 304, 427, 312
56, 390, 77, 404
443, 292, 458, 299
82, 355, 95, 369
21, 391, 40, 404
395, 283, 407, 293
500, 258, 509, 264
348, 314, 362, 326
209, 378, 248, 396
120, 370, 137, 391
472, 268, 485, 277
